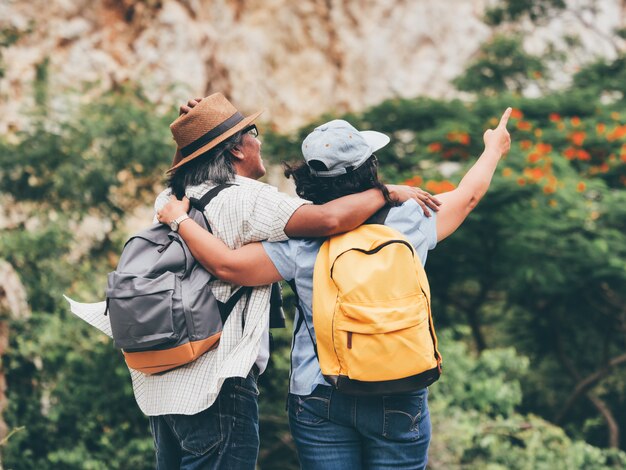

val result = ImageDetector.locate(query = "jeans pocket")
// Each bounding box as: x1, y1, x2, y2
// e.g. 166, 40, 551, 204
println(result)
164, 406, 222, 456
290, 387, 331, 426
382, 389, 428, 442
233, 372, 260, 398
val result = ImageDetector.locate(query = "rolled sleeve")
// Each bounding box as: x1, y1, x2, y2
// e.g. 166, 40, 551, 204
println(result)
247, 185, 310, 242
153, 188, 172, 224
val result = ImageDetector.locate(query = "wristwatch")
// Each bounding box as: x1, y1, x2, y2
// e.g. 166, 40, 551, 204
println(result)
170, 214, 190, 232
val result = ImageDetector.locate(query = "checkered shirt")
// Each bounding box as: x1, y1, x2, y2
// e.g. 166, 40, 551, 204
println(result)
67, 175, 307, 415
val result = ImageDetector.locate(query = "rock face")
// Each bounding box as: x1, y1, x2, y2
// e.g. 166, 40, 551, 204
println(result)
0, 0, 625, 133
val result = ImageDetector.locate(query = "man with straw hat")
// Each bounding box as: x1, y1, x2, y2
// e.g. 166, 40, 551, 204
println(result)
145, 93, 439, 469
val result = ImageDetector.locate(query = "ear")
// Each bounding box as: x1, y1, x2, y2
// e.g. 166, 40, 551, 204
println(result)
229, 146, 245, 161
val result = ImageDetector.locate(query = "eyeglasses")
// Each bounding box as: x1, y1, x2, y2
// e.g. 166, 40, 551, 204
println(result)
243, 125, 259, 138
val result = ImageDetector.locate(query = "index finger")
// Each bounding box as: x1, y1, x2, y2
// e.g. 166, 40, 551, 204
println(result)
498, 107, 512, 129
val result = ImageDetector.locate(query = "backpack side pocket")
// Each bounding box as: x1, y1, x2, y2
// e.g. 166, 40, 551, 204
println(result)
107, 271, 180, 350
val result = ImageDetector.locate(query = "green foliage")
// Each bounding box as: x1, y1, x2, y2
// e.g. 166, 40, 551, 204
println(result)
429, 334, 626, 469
3, 316, 153, 470
453, 35, 547, 95
572, 54, 626, 98
484, 0, 566, 26
0, 86, 173, 222
0, 89, 177, 469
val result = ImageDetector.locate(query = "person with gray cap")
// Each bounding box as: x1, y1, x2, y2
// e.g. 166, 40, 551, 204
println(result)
145, 94, 440, 469
158, 108, 512, 469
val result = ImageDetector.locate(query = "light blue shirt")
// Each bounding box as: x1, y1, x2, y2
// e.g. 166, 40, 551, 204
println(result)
262, 200, 438, 396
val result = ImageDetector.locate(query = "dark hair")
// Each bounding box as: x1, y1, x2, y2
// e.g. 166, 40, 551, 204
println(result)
168, 132, 244, 199
283, 156, 395, 206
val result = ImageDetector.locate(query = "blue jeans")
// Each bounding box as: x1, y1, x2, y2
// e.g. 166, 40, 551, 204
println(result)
149, 367, 260, 470
288, 385, 431, 470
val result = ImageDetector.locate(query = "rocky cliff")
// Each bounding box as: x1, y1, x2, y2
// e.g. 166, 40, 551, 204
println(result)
0, 0, 624, 133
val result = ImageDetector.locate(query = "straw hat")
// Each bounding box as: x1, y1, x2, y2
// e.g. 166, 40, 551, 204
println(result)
168, 93, 262, 172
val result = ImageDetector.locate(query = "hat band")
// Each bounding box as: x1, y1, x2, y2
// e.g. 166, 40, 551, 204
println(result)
180, 111, 245, 158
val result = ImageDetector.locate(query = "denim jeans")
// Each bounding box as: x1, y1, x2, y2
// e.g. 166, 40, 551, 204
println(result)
288, 385, 431, 470
149, 367, 260, 470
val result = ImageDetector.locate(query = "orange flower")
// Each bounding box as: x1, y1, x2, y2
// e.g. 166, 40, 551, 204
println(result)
596, 123, 606, 134
599, 162, 609, 172
536, 143, 552, 154
520, 140, 533, 150
611, 112, 620, 120
563, 147, 577, 160
439, 180, 457, 192
403, 175, 424, 186
569, 131, 586, 146
427, 142, 442, 153
607, 125, 626, 141
524, 168, 544, 181
549, 113, 561, 122
528, 153, 541, 163
620, 154, 626, 163
502, 168, 513, 177
576, 182, 586, 192
533, 71, 542, 79
517, 177, 526, 186
576, 149, 591, 161
517, 121, 532, 131
445, 132, 470, 145
510, 108, 523, 119
534, 129, 543, 138
548, 199, 558, 208
425, 180, 456, 193
424, 181, 438, 193
543, 185, 556, 194
570, 116, 581, 127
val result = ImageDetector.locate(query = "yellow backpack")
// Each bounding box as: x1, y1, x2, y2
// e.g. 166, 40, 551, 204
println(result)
312, 221, 442, 395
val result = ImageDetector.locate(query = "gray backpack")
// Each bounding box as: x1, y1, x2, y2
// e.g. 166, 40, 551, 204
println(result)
105, 184, 251, 375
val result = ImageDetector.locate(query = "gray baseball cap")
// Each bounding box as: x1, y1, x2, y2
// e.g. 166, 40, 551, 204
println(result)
301, 119, 390, 177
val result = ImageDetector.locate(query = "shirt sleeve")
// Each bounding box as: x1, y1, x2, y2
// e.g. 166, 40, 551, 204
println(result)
385, 200, 438, 260
244, 185, 310, 242
417, 203, 438, 251
153, 188, 173, 224
261, 240, 297, 281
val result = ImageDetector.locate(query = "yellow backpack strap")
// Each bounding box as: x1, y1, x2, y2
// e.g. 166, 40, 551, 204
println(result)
413, 254, 442, 372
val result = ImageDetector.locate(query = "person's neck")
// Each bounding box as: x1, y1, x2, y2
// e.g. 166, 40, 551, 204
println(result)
233, 167, 258, 180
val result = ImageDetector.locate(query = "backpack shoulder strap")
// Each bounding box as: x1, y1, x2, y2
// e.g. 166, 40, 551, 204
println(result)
364, 205, 391, 225
188, 183, 237, 232
217, 286, 252, 324
286, 279, 318, 358
187, 182, 251, 324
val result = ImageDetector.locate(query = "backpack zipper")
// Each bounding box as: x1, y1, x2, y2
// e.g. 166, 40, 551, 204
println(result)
347, 332, 353, 349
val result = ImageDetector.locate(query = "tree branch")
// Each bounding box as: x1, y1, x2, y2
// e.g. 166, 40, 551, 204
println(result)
555, 353, 626, 424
